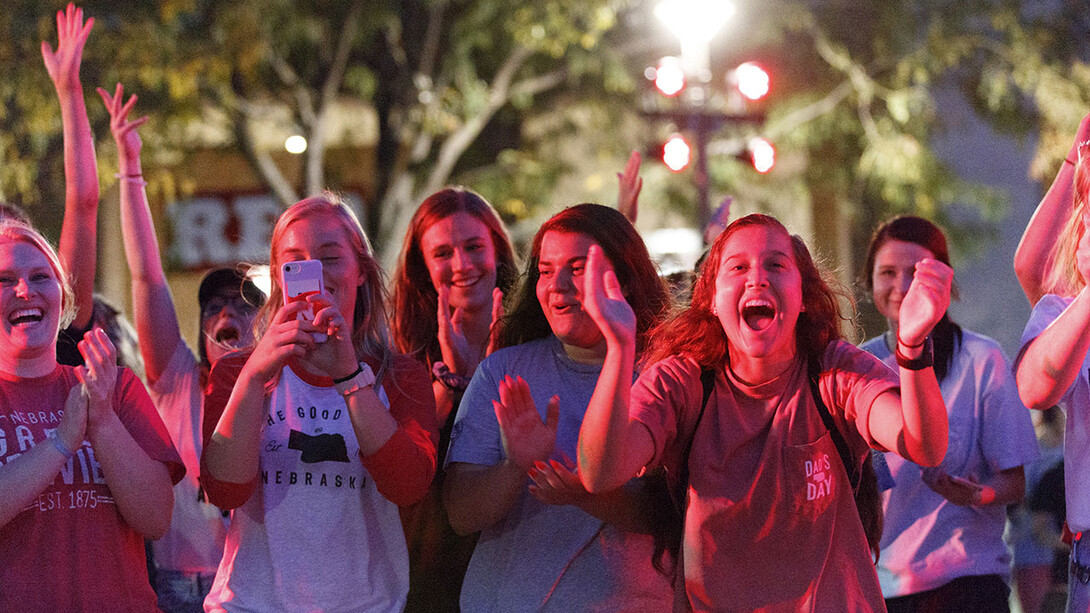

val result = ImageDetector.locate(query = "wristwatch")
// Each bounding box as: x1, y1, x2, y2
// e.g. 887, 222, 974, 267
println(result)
334, 362, 376, 396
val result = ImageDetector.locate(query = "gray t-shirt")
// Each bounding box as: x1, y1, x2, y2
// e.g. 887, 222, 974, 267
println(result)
446, 335, 672, 612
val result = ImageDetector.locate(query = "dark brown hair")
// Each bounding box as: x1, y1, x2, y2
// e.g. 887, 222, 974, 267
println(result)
496, 203, 670, 352
863, 215, 961, 382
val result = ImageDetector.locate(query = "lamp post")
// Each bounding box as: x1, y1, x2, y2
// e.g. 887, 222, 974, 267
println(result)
647, 0, 769, 233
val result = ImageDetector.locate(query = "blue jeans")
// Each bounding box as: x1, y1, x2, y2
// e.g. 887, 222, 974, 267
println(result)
155, 569, 216, 613
1069, 533, 1090, 613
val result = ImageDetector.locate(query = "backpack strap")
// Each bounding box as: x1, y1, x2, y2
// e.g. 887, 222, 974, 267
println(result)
678, 368, 716, 492
806, 353, 860, 491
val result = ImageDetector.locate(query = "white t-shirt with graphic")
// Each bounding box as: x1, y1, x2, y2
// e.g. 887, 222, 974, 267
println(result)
204, 365, 408, 613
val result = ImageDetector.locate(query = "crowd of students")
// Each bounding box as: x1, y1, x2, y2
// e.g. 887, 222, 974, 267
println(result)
3, 4, 1090, 613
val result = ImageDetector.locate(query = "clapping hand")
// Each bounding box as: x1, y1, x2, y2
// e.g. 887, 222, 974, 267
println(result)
493, 376, 559, 472
529, 452, 590, 507
75, 328, 118, 436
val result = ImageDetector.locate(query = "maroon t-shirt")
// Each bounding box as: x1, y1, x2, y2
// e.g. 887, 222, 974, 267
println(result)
631, 341, 897, 612
0, 365, 184, 612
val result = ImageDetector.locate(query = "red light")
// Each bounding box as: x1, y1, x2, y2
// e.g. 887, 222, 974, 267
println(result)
734, 62, 770, 101
663, 134, 691, 172
749, 137, 775, 173
653, 57, 686, 97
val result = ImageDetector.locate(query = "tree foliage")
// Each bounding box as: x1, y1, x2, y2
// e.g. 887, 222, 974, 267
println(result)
2, 0, 1089, 273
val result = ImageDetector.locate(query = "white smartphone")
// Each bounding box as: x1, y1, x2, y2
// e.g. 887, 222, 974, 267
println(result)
282, 259, 327, 343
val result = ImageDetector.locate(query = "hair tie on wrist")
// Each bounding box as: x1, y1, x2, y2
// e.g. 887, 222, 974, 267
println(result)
895, 336, 933, 370
896, 334, 925, 349
333, 364, 363, 384
113, 173, 147, 186
432, 361, 470, 392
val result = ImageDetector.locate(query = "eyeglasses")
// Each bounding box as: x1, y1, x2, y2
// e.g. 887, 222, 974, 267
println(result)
201, 294, 257, 318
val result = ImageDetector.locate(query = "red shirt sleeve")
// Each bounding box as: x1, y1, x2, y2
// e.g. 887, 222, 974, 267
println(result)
360, 354, 439, 506
199, 351, 258, 509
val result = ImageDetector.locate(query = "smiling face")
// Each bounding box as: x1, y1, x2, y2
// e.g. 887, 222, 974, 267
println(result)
535, 231, 606, 361
0, 239, 63, 365
871, 239, 935, 328
420, 211, 498, 312
275, 212, 366, 334
714, 224, 803, 374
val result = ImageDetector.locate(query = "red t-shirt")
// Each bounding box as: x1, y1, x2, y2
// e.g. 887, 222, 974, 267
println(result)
631, 341, 897, 612
0, 364, 184, 613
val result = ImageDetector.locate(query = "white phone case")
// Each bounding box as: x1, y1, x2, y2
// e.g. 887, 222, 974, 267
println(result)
282, 259, 327, 342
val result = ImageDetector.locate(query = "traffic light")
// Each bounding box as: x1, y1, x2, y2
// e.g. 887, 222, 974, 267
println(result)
731, 62, 770, 101
651, 56, 686, 98
663, 134, 691, 172
748, 137, 775, 173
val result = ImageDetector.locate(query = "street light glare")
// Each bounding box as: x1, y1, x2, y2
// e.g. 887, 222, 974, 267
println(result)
653, 56, 686, 97
734, 62, 770, 100
655, 0, 735, 44
664, 134, 692, 172
285, 135, 308, 154
749, 137, 775, 173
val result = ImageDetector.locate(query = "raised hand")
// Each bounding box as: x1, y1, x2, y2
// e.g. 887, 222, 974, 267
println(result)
75, 327, 118, 435
581, 245, 635, 347
493, 376, 558, 472
97, 84, 149, 162
617, 151, 643, 223
437, 284, 484, 376
41, 3, 93, 93
897, 258, 953, 347
528, 453, 590, 507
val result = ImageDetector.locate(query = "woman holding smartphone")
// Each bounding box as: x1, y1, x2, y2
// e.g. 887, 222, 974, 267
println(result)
200, 193, 439, 612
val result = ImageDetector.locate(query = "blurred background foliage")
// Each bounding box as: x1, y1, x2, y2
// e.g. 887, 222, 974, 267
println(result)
2, 0, 1089, 279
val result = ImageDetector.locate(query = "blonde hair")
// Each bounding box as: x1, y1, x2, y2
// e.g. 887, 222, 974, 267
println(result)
256, 192, 393, 375
1044, 144, 1090, 297
0, 219, 77, 330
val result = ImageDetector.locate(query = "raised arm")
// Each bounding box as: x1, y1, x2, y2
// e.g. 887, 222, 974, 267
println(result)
0, 386, 87, 529
98, 84, 180, 384
43, 4, 98, 329
617, 151, 643, 224
866, 258, 952, 467
577, 245, 655, 493
1017, 288, 1090, 409
1015, 113, 1090, 306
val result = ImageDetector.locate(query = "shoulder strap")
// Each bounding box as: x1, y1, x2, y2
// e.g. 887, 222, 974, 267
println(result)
806, 353, 860, 491
678, 368, 716, 491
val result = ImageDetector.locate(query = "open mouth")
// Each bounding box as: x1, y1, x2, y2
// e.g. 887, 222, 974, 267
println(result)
8, 308, 44, 327
741, 300, 776, 331
214, 326, 241, 345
